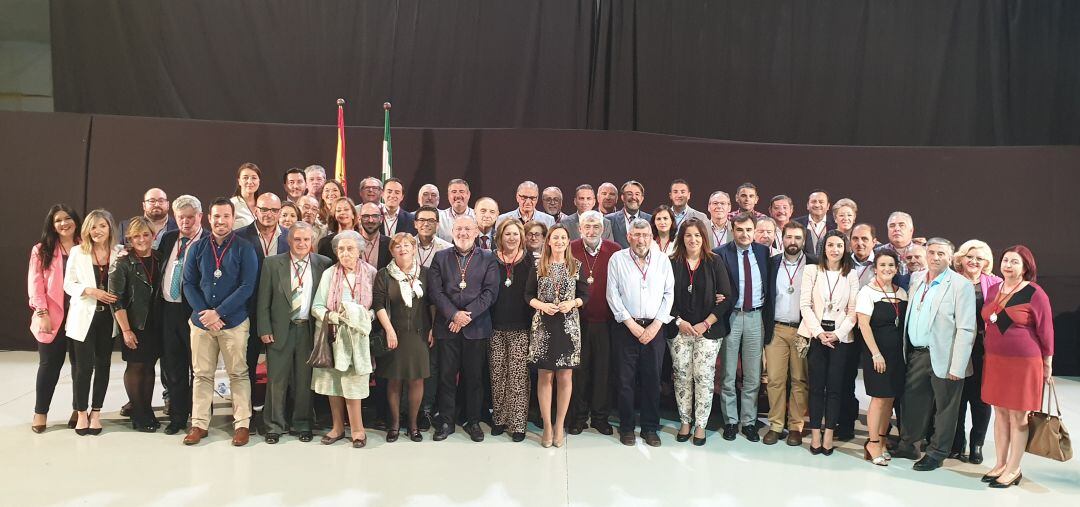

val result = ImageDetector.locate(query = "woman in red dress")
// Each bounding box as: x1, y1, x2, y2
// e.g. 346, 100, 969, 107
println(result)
980, 245, 1054, 488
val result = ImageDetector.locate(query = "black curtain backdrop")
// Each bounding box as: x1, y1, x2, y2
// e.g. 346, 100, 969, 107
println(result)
51, 0, 1080, 146
3, 111, 1079, 374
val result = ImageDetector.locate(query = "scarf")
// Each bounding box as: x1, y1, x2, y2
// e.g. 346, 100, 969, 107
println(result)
387, 261, 423, 308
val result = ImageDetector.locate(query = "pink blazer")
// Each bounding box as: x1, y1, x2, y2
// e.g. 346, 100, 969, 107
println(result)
979, 273, 1003, 300
797, 265, 861, 343
27, 243, 66, 343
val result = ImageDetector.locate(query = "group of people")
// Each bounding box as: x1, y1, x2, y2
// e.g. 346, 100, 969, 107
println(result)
26, 164, 1055, 488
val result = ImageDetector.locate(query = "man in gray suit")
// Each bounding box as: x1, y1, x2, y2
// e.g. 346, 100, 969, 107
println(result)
496, 180, 555, 227
605, 180, 652, 249
562, 184, 614, 241
668, 179, 709, 229
892, 237, 977, 471
256, 222, 332, 444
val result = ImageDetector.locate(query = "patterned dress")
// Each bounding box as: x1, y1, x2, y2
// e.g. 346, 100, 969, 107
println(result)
526, 262, 589, 370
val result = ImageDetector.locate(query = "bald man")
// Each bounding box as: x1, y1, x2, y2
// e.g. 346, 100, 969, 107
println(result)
120, 187, 178, 248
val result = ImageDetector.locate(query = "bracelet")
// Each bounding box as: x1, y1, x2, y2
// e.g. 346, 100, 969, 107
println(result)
35, 309, 48, 316
872, 353, 884, 360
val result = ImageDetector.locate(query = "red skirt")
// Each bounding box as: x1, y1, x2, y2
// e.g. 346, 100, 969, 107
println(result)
981, 353, 1044, 411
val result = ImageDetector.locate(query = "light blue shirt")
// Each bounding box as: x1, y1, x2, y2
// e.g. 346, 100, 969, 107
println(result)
606, 245, 675, 323
907, 269, 948, 347
735, 244, 764, 309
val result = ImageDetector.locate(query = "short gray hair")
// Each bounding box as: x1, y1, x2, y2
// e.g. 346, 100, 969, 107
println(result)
709, 190, 730, 202
304, 165, 326, 177
579, 210, 604, 227
629, 218, 651, 231
171, 194, 202, 214
331, 230, 363, 251
517, 180, 539, 193
888, 211, 913, 227
287, 221, 314, 241
925, 237, 954, 254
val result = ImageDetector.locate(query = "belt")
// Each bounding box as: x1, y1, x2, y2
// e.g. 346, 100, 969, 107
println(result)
632, 318, 654, 326
733, 306, 763, 313
910, 346, 930, 351
95, 305, 108, 312
290, 318, 310, 325
775, 321, 798, 328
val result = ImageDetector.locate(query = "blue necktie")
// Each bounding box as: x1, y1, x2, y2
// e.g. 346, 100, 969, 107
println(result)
169, 237, 190, 300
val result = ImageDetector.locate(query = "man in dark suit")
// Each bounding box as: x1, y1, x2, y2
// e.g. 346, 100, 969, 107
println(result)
381, 177, 416, 236
428, 215, 500, 442
256, 222, 332, 444
235, 193, 290, 429
605, 180, 652, 248
357, 202, 393, 269
792, 189, 836, 258
121, 187, 178, 248
156, 195, 210, 435
713, 212, 775, 442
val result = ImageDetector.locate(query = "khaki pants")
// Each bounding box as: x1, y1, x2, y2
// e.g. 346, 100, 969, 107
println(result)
191, 319, 252, 430
764, 323, 808, 432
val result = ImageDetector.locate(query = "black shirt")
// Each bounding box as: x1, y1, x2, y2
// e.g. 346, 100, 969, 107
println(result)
491, 252, 535, 331
668, 255, 735, 339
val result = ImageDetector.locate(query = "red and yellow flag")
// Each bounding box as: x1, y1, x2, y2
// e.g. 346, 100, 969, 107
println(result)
334, 98, 347, 190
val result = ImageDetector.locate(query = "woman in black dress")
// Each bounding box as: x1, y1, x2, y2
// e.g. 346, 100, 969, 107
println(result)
527, 224, 588, 448
373, 233, 432, 443
855, 250, 907, 465
110, 217, 166, 432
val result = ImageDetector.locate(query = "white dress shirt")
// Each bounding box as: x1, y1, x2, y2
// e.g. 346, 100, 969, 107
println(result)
606, 245, 675, 323
437, 207, 474, 243
291, 254, 315, 319
774, 254, 805, 324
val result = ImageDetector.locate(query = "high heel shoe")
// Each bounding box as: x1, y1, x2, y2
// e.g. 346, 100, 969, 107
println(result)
74, 411, 90, 436
810, 445, 822, 455
864, 440, 888, 466
541, 427, 553, 448
553, 430, 565, 448
87, 409, 103, 436
31, 414, 47, 434
988, 471, 1022, 489
67, 411, 78, 429
980, 472, 1001, 483
821, 445, 835, 456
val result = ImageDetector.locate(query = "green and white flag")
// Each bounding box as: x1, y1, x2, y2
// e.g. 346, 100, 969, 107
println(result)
381, 102, 392, 181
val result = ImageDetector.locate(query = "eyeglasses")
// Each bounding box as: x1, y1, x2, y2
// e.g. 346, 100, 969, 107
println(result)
542, 197, 561, 203
257, 207, 281, 213
526, 231, 545, 238
518, 195, 538, 201
360, 214, 382, 221
415, 218, 438, 224
144, 198, 169, 204
361, 186, 382, 192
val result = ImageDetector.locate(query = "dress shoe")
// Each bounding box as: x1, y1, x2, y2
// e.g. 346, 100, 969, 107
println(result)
133, 421, 158, 433
947, 448, 964, 460
981, 472, 1001, 483
988, 471, 1022, 488
912, 455, 943, 471
821, 445, 835, 456
590, 420, 614, 436
386, 429, 399, 442
67, 411, 78, 429
641, 431, 661, 447
722, 424, 738, 441
232, 427, 250, 447
693, 434, 707, 446
742, 426, 760, 442
352, 436, 367, 448
265, 433, 280, 444
31, 424, 46, 434
890, 447, 920, 460
409, 428, 424, 442
464, 423, 485, 442
620, 432, 636, 446
320, 433, 345, 445
761, 430, 781, 445
120, 402, 133, 417
183, 427, 208, 445
511, 432, 526, 442
567, 423, 585, 435
490, 424, 506, 436
676, 431, 691, 442
785, 430, 804, 447
433, 425, 454, 442
968, 445, 984, 465
164, 422, 186, 435
87, 409, 103, 435
299, 431, 314, 443
553, 430, 565, 448
809, 445, 822, 455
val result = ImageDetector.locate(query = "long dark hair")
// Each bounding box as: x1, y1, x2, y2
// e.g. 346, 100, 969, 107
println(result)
671, 218, 715, 263
37, 204, 82, 273
650, 205, 675, 242
817, 229, 853, 276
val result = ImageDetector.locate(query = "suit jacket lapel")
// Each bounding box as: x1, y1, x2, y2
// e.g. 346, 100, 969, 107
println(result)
929, 272, 951, 324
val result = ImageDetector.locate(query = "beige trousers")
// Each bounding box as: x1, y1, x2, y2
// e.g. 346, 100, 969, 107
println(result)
190, 319, 252, 430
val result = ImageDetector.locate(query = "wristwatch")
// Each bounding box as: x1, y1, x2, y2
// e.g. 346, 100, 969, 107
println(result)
675, 317, 684, 327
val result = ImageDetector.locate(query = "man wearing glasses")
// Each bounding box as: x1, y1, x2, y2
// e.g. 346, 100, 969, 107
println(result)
120, 187, 178, 248
497, 180, 555, 228
357, 202, 392, 269
357, 176, 383, 206
236, 192, 290, 432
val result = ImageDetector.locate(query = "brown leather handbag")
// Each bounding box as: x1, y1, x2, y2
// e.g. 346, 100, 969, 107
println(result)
1026, 381, 1072, 462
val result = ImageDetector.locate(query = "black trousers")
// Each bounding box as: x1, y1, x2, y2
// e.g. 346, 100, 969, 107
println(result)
806, 338, 847, 430
613, 322, 666, 434
837, 333, 863, 435
73, 309, 114, 411
899, 349, 965, 460
437, 335, 487, 428
570, 320, 612, 425
247, 320, 263, 409
35, 334, 76, 415
161, 302, 193, 424
954, 336, 990, 449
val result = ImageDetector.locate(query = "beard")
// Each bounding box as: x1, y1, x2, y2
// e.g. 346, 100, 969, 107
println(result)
784, 244, 802, 256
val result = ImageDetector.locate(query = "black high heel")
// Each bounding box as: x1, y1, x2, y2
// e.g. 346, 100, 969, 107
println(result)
810, 445, 823, 455
87, 409, 103, 436
980, 473, 1001, 483
74, 411, 90, 436
988, 471, 1022, 489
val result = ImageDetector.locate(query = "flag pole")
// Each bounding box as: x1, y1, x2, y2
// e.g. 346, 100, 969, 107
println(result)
382, 101, 393, 182
335, 98, 348, 191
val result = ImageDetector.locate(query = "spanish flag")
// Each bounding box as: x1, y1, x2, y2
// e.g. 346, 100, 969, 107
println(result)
334, 98, 347, 190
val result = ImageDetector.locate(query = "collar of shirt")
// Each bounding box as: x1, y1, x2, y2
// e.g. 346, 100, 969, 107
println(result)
290, 253, 308, 264
736, 243, 752, 254
583, 240, 602, 256
852, 253, 873, 266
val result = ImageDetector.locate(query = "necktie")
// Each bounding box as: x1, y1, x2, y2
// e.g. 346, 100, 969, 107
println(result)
169, 237, 190, 300
742, 249, 753, 311
291, 259, 307, 319
480, 235, 489, 250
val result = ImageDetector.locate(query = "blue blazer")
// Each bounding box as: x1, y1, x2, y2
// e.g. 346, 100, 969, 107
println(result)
428, 246, 500, 341
714, 241, 775, 333
605, 209, 653, 249
385, 207, 416, 236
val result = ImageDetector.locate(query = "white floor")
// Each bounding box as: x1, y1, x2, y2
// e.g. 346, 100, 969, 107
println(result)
1, 350, 1079, 507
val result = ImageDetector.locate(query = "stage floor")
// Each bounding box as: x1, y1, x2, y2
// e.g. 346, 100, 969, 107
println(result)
1, 350, 1078, 506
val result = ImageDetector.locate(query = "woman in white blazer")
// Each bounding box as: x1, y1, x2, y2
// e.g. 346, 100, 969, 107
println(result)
64, 209, 122, 435
798, 230, 860, 455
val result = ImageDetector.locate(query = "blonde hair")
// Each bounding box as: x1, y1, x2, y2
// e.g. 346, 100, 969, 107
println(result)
388, 231, 417, 251
125, 216, 153, 240
79, 209, 118, 253
953, 239, 994, 275
495, 219, 526, 253
832, 198, 857, 215
537, 224, 579, 278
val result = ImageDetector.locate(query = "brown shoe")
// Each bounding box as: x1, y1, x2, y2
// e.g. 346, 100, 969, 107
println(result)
762, 430, 781, 445
183, 427, 209, 446
786, 429, 804, 446
232, 427, 250, 447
